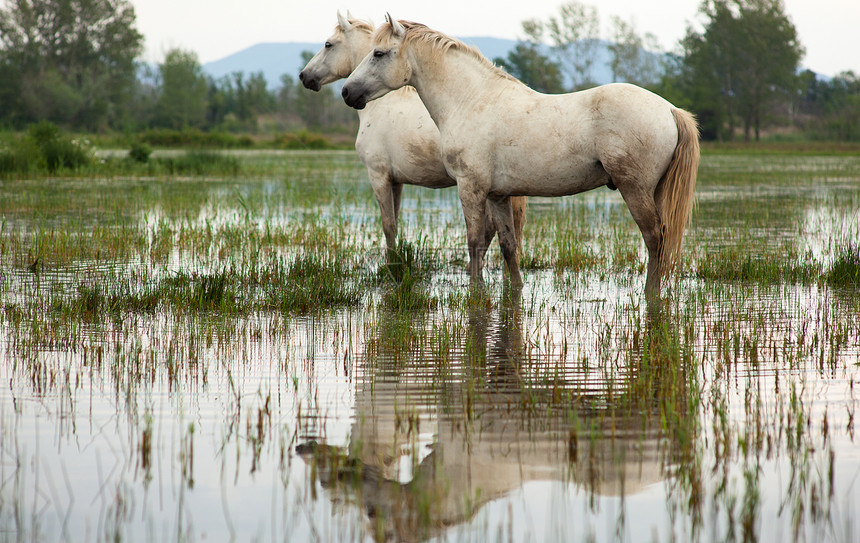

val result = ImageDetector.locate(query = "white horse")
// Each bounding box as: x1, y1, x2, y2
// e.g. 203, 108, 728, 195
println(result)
342, 16, 699, 297
299, 12, 526, 258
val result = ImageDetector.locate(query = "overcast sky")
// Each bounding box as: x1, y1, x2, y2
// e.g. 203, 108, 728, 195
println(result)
132, 0, 859, 77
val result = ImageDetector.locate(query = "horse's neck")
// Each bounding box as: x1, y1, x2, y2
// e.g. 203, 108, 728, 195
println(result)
348, 34, 374, 72
410, 48, 513, 130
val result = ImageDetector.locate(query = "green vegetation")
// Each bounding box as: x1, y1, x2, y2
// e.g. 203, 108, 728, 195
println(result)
0, 121, 93, 176
679, 0, 804, 141
265, 254, 364, 313
1, 0, 857, 144
826, 242, 860, 286
695, 244, 821, 284
377, 239, 441, 312
0, 0, 142, 130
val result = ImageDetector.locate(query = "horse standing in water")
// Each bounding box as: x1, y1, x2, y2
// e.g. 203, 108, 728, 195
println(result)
299, 12, 527, 258
342, 16, 699, 297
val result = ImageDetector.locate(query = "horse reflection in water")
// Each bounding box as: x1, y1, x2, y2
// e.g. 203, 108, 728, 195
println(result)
297, 294, 694, 541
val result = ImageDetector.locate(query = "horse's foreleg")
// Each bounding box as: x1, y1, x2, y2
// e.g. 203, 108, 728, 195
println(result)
369, 172, 397, 252
481, 203, 497, 255
488, 196, 523, 288
510, 196, 528, 267
392, 183, 403, 224
458, 184, 490, 286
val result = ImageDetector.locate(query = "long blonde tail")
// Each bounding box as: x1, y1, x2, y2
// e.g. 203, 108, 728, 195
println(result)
659, 108, 700, 278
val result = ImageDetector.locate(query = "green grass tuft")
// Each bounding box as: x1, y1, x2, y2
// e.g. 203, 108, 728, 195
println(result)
826, 243, 860, 286
696, 245, 821, 284
378, 240, 438, 312
266, 254, 363, 314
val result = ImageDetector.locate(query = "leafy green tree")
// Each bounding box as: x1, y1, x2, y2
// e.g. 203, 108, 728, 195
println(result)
0, 0, 143, 130
682, 0, 804, 141
156, 49, 208, 129
241, 72, 276, 121
495, 43, 565, 94
607, 15, 662, 88
277, 74, 298, 114
523, 1, 600, 90
205, 78, 231, 128
291, 51, 345, 129
800, 71, 860, 141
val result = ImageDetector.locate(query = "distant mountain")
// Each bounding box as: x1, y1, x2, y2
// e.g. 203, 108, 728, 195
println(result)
203, 42, 321, 86
201, 38, 620, 90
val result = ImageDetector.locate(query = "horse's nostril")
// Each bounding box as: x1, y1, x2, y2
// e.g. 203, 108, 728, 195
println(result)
341, 86, 349, 99
299, 71, 305, 81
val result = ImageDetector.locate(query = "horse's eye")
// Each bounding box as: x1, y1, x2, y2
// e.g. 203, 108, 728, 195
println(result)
325, 42, 333, 48
373, 50, 387, 58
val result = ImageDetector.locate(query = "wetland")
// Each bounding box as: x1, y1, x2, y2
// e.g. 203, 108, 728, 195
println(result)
0, 149, 858, 542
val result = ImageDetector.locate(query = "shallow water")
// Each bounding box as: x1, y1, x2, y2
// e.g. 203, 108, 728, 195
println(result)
1, 151, 859, 542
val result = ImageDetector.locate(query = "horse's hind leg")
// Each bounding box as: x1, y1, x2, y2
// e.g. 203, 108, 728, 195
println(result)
618, 186, 663, 297
488, 195, 524, 288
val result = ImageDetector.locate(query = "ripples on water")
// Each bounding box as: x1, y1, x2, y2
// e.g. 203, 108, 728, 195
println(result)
0, 152, 858, 542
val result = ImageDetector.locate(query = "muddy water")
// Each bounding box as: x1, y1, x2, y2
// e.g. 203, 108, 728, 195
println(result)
0, 151, 858, 542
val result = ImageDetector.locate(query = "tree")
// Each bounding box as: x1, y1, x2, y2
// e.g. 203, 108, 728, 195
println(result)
290, 51, 344, 129
524, 1, 600, 90
732, 0, 804, 140
0, 0, 143, 130
607, 16, 662, 88
156, 49, 208, 129
682, 0, 804, 141
495, 43, 565, 94
799, 71, 860, 141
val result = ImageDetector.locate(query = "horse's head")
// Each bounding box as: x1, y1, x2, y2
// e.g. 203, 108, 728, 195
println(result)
342, 14, 412, 109
299, 11, 374, 92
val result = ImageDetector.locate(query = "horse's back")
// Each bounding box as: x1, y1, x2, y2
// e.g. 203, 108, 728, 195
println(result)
546, 84, 678, 185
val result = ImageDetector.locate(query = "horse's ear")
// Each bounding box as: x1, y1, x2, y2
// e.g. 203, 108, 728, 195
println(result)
337, 10, 351, 30
386, 13, 406, 37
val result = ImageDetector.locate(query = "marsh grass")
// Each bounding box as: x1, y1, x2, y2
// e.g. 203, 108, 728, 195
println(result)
377, 239, 441, 312
93, 149, 243, 177
696, 244, 821, 284
156, 150, 241, 176
826, 242, 860, 286
2, 150, 860, 542
265, 253, 364, 313
39, 256, 365, 320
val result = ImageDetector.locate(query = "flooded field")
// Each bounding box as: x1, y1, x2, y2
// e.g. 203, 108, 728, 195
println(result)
1, 150, 859, 542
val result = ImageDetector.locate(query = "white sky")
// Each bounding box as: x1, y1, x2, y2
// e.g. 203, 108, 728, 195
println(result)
132, 0, 860, 77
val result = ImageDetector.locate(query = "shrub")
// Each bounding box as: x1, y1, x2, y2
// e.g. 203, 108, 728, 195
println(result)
0, 122, 92, 176
139, 128, 252, 149
26, 121, 92, 173
273, 130, 331, 150
128, 141, 152, 163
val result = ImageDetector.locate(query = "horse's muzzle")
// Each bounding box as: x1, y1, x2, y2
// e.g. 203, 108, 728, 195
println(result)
341, 85, 366, 110
298, 70, 321, 92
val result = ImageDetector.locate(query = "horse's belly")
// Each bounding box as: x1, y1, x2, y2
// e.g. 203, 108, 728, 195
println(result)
493, 157, 609, 198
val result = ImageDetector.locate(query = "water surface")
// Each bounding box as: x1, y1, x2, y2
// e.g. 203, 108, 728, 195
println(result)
1, 151, 858, 542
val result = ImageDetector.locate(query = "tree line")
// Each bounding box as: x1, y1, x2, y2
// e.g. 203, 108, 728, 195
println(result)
0, 0, 857, 142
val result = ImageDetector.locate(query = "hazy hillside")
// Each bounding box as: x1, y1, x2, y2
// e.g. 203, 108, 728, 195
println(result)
201, 37, 618, 90
202, 42, 321, 86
